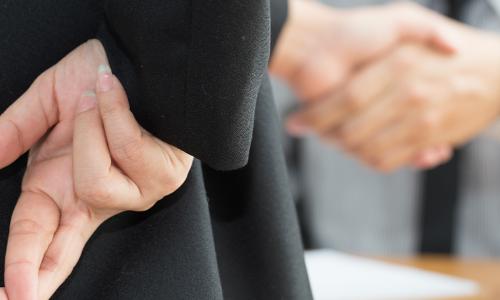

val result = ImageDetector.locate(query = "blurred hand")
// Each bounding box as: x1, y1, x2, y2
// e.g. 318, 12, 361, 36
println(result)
0, 40, 192, 300
287, 22, 500, 171
270, 0, 455, 101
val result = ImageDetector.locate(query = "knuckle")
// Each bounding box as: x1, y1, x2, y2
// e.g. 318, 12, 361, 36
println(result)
158, 171, 187, 197
133, 202, 156, 213
135, 153, 193, 212
10, 219, 43, 235
157, 173, 178, 195
170, 171, 188, 192
155, 159, 191, 199
111, 136, 144, 163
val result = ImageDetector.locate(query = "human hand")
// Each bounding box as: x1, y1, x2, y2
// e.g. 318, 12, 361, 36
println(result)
269, 0, 455, 101
287, 23, 500, 171
0, 40, 193, 299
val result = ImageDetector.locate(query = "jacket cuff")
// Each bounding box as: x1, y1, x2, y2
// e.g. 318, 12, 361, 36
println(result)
271, 0, 289, 53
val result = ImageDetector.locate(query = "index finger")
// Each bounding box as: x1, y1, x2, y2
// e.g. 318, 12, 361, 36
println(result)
0, 68, 58, 169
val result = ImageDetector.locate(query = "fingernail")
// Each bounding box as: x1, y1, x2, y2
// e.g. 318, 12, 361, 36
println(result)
78, 90, 97, 113
97, 64, 113, 92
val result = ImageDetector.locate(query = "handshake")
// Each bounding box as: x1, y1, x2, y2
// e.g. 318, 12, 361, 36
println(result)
271, 1, 500, 172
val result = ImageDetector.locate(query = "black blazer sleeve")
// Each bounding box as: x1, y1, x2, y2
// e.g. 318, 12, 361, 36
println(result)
97, 0, 272, 171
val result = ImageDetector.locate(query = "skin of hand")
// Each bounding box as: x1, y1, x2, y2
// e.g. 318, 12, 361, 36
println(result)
287, 20, 500, 172
269, 0, 455, 101
0, 40, 193, 300
270, 0, 457, 169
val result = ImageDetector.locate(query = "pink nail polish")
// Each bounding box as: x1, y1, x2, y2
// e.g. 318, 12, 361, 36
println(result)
97, 64, 113, 92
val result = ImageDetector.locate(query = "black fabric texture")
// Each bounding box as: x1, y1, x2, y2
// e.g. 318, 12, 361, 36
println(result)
204, 76, 311, 299
100, 0, 271, 171
0, 0, 312, 299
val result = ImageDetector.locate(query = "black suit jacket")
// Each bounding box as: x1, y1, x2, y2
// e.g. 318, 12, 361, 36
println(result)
0, 0, 312, 299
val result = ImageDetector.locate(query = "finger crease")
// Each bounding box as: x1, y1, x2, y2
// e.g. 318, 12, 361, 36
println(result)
5, 118, 25, 154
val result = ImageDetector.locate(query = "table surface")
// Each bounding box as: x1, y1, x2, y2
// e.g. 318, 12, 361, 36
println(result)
381, 256, 500, 300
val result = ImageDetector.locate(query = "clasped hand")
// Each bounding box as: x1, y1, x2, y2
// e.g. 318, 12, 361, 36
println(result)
0, 40, 193, 300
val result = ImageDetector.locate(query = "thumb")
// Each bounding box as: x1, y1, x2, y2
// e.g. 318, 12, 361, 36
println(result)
395, 4, 458, 54
401, 23, 458, 54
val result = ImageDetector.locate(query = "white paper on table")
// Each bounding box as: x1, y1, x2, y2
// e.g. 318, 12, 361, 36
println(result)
305, 250, 480, 300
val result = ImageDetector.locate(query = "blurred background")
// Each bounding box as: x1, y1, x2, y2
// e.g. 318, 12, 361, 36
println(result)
272, 0, 500, 298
